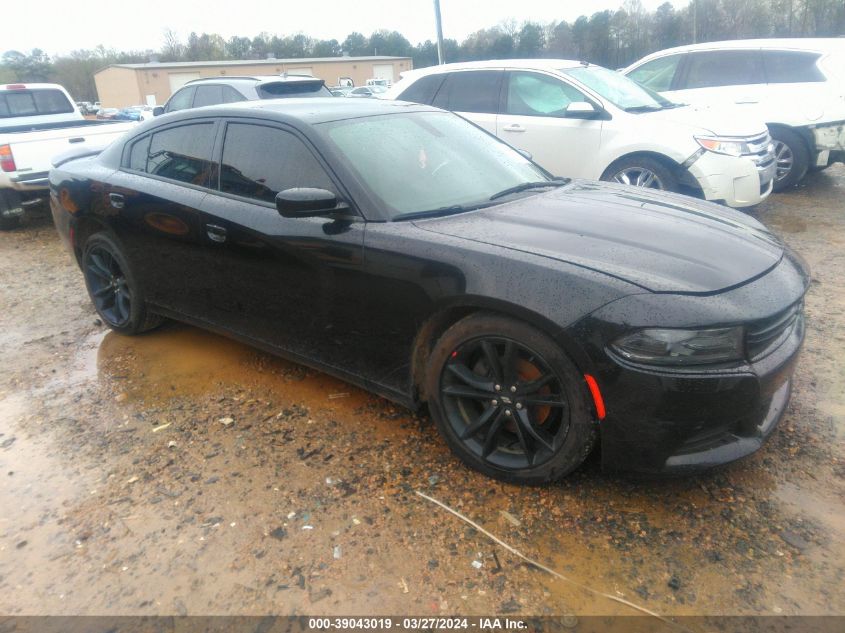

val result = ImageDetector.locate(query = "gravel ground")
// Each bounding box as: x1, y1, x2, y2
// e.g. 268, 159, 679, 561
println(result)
0, 168, 843, 620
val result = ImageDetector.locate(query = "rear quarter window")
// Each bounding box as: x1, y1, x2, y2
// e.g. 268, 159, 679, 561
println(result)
762, 50, 826, 83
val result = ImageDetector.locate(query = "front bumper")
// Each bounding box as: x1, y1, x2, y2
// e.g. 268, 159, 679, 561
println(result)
573, 249, 809, 474
598, 313, 803, 474
686, 135, 775, 208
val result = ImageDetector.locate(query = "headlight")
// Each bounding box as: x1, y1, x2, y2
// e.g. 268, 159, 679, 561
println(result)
694, 136, 751, 157
610, 327, 744, 366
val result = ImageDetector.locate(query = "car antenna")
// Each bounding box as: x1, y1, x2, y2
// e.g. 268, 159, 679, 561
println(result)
580, 60, 590, 67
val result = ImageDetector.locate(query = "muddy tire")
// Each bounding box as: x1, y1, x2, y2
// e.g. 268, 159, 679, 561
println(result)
601, 155, 678, 192
771, 127, 809, 192
82, 233, 163, 335
425, 312, 597, 484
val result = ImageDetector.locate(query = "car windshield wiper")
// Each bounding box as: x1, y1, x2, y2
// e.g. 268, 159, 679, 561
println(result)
488, 178, 570, 201
392, 203, 493, 221
623, 104, 666, 112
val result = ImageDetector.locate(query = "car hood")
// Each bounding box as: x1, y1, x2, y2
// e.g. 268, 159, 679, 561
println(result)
413, 181, 783, 294
643, 103, 769, 137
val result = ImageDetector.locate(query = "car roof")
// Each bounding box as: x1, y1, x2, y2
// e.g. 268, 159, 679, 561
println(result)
185, 74, 322, 86
635, 37, 845, 58
155, 97, 437, 126
401, 59, 586, 79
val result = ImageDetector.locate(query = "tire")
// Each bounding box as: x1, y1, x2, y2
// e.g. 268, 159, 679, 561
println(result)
425, 313, 597, 484
82, 232, 163, 335
601, 155, 678, 192
0, 190, 23, 231
770, 127, 809, 192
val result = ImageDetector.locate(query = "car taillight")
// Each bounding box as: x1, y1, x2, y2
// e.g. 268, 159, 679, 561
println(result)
0, 144, 16, 172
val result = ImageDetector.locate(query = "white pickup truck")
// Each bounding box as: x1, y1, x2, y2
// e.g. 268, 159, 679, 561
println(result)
0, 83, 135, 229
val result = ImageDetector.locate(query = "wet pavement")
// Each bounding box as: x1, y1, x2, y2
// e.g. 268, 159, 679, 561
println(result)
1, 169, 844, 620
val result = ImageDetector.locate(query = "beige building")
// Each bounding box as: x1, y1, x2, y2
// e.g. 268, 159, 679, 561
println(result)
94, 56, 413, 108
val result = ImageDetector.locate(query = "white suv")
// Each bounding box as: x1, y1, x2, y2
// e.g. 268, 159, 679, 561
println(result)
385, 60, 776, 208
623, 39, 845, 191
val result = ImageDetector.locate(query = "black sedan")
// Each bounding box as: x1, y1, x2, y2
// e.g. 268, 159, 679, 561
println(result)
49, 99, 809, 483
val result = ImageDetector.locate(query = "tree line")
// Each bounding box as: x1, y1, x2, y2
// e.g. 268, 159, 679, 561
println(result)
2, 0, 843, 102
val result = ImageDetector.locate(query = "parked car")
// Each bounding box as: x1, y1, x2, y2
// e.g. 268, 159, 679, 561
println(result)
348, 85, 388, 98
50, 99, 808, 482
155, 75, 332, 115
623, 39, 845, 191
114, 105, 155, 122
0, 83, 135, 229
385, 59, 776, 208
96, 108, 119, 120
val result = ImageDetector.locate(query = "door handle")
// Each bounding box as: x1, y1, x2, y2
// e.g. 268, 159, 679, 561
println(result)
108, 193, 125, 209
68, 137, 86, 144
206, 224, 227, 243
502, 124, 525, 133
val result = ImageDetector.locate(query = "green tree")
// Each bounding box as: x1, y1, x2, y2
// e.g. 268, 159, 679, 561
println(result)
2, 49, 52, 82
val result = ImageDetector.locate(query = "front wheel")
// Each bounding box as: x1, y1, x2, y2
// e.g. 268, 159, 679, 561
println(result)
770, 128, 809, 192
601, 156, 678, 192
82, 233, 163, 335
425, 313, 597, 484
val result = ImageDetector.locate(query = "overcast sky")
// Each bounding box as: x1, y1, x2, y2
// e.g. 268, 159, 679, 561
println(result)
3, 0, 687, 57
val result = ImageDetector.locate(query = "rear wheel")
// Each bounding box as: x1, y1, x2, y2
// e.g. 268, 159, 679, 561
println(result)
601, 155, 678, 192
770, 128, 809, 192
82, 233, 163, 335
425, 313, 597, 484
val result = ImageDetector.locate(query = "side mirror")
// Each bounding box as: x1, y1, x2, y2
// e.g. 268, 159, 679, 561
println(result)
566, 101, 599, 118
516, 148, 533, 161
153, 106, 164, 117
275, 188, 345, 218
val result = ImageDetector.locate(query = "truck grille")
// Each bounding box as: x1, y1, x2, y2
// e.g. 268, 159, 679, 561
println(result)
746, 300, 803, 360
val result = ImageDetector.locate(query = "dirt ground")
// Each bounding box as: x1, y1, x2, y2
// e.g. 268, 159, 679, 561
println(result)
0, 169, 843, 622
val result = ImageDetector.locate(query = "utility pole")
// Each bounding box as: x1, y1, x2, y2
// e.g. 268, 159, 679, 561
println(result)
434, 0, 445, 64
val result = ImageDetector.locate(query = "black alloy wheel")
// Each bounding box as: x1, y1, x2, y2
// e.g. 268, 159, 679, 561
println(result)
85, 245, 132, 327
82, 233, 163, 335
426, 313, 596, 484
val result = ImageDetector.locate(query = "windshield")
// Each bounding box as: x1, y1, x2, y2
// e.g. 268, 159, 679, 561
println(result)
319, 111, 549, 219
562, 66, 675, 110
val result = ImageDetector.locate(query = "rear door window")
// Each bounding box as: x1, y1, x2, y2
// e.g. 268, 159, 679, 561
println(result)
431, 71, 502, 114
627, 55, 683, 92
762, 50, 825, 83
682, 50, 764, 88
218, 123, 335, 204
0, 89, 75, 118
397, 74, 446, 105
127, 122, 216, 186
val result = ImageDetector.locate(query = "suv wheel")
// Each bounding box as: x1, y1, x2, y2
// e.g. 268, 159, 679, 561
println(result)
770, 128, 809, 192
602, 156, 678, 192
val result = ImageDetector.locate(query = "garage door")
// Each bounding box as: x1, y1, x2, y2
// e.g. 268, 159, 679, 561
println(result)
168, 72, 201, 93
287, 67, 314, 76
373, 64, 395, 82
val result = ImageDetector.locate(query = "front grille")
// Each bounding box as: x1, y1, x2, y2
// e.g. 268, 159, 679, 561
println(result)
746, 300, 803, 360
745, 132, 776, 181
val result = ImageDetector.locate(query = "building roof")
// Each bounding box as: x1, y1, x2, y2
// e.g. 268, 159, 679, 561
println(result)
103, 56, 412, 72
